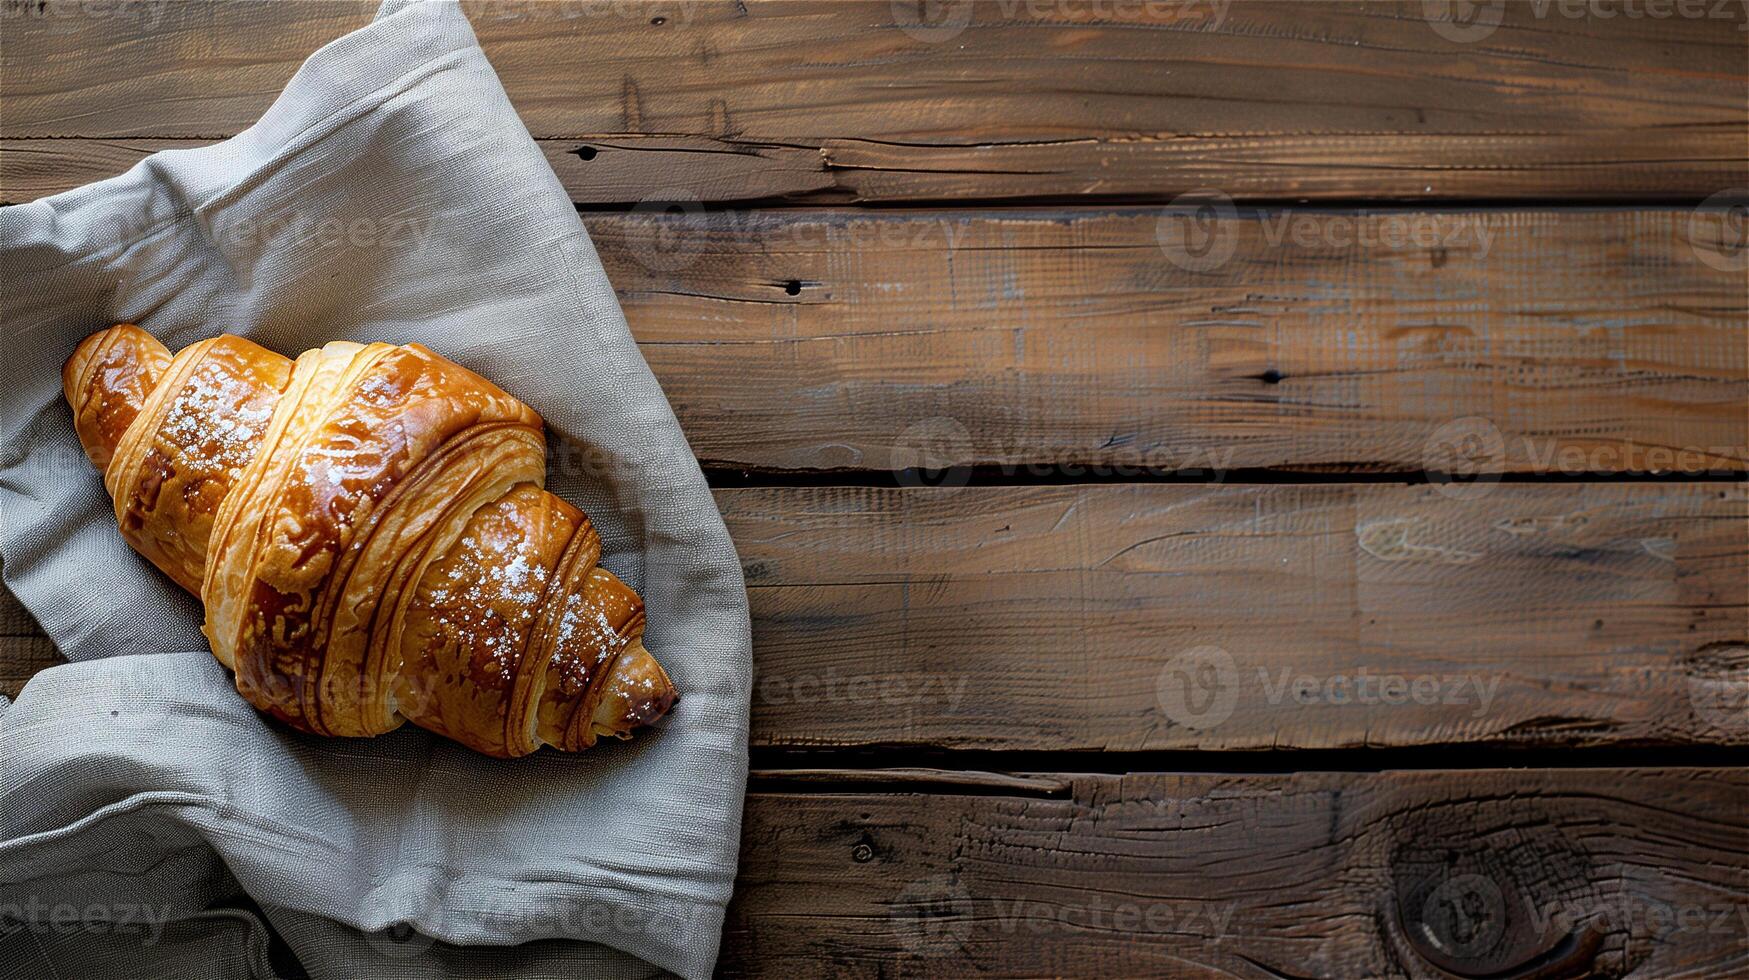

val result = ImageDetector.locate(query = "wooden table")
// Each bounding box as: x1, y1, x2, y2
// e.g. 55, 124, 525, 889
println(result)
4, 2, 1747, 976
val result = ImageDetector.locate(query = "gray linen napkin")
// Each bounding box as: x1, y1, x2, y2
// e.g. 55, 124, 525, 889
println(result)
0, 2, 751, 976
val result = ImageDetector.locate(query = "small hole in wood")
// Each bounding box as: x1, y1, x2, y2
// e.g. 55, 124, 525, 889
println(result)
1258, 369, 1284, 384
651, 15, 666, 25
784, 279, 803, 296
575, 146, 597, 161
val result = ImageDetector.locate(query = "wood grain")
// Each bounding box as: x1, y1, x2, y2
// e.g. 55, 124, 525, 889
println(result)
1, 138, 212, 203
10, 484, 1746, 749
6, 205, 1735, 477
589, 207, 1749, 474
3, 1, 1743, 203
725, 768, 1749, 978
724, 483, 1749, 750
0, 636, 57, 703
12, 126, 1748, 205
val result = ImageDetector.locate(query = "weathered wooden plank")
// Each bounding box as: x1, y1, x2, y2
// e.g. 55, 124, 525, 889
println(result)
12, 125, 1748, 205
1, 138, 213, 204
724, 483, 1749, 750
2, 137, 838, 205
3, 1, 1743, 202
592, 207, 1749, 474
725, 768, 1749, 977
7, 206, 1736, 476
0, 556, 59, 699
10, 484, 1743, 748
0, 635, 58, 702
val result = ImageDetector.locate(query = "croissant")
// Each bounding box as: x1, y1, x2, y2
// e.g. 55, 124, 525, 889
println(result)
62, 324, 677, 758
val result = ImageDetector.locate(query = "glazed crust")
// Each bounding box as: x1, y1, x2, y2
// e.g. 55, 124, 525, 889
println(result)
104, 334, 292, 593
65, 324, 677, 756
63, 323, 174, 473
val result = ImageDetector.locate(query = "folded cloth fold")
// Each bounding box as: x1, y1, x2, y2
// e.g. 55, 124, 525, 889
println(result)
0, 2, 751, 977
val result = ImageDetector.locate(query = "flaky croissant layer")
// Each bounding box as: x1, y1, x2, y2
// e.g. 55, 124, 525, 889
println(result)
64, 324, 676, 757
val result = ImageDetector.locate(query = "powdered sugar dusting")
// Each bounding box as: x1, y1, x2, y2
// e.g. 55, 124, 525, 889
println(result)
160, 360, 274, 475
414, 518, 554, 691
556, 601, 623, 654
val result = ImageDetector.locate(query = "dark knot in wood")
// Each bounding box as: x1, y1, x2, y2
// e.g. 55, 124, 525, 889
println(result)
1388, 810, 1614, 978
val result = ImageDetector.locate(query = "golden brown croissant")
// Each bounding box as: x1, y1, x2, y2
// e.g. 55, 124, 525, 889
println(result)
63, 324, 676, 758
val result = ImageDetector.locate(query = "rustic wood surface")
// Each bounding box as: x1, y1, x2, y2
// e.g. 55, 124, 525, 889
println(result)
724, 768, 1749, 978
3, 1, 1746, 203
584, 206, 1749, 474
724, 482, 1749, 750
2, 1, 1745, 977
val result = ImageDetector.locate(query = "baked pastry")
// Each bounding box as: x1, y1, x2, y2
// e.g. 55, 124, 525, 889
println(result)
63, 324, 677, 757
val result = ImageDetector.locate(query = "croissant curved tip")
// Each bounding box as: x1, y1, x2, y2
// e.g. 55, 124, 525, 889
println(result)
63, 323, 171, 473
588, 638, 678, 744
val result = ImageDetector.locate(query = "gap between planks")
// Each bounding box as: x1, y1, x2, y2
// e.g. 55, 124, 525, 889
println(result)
7, 135, 1746, 206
